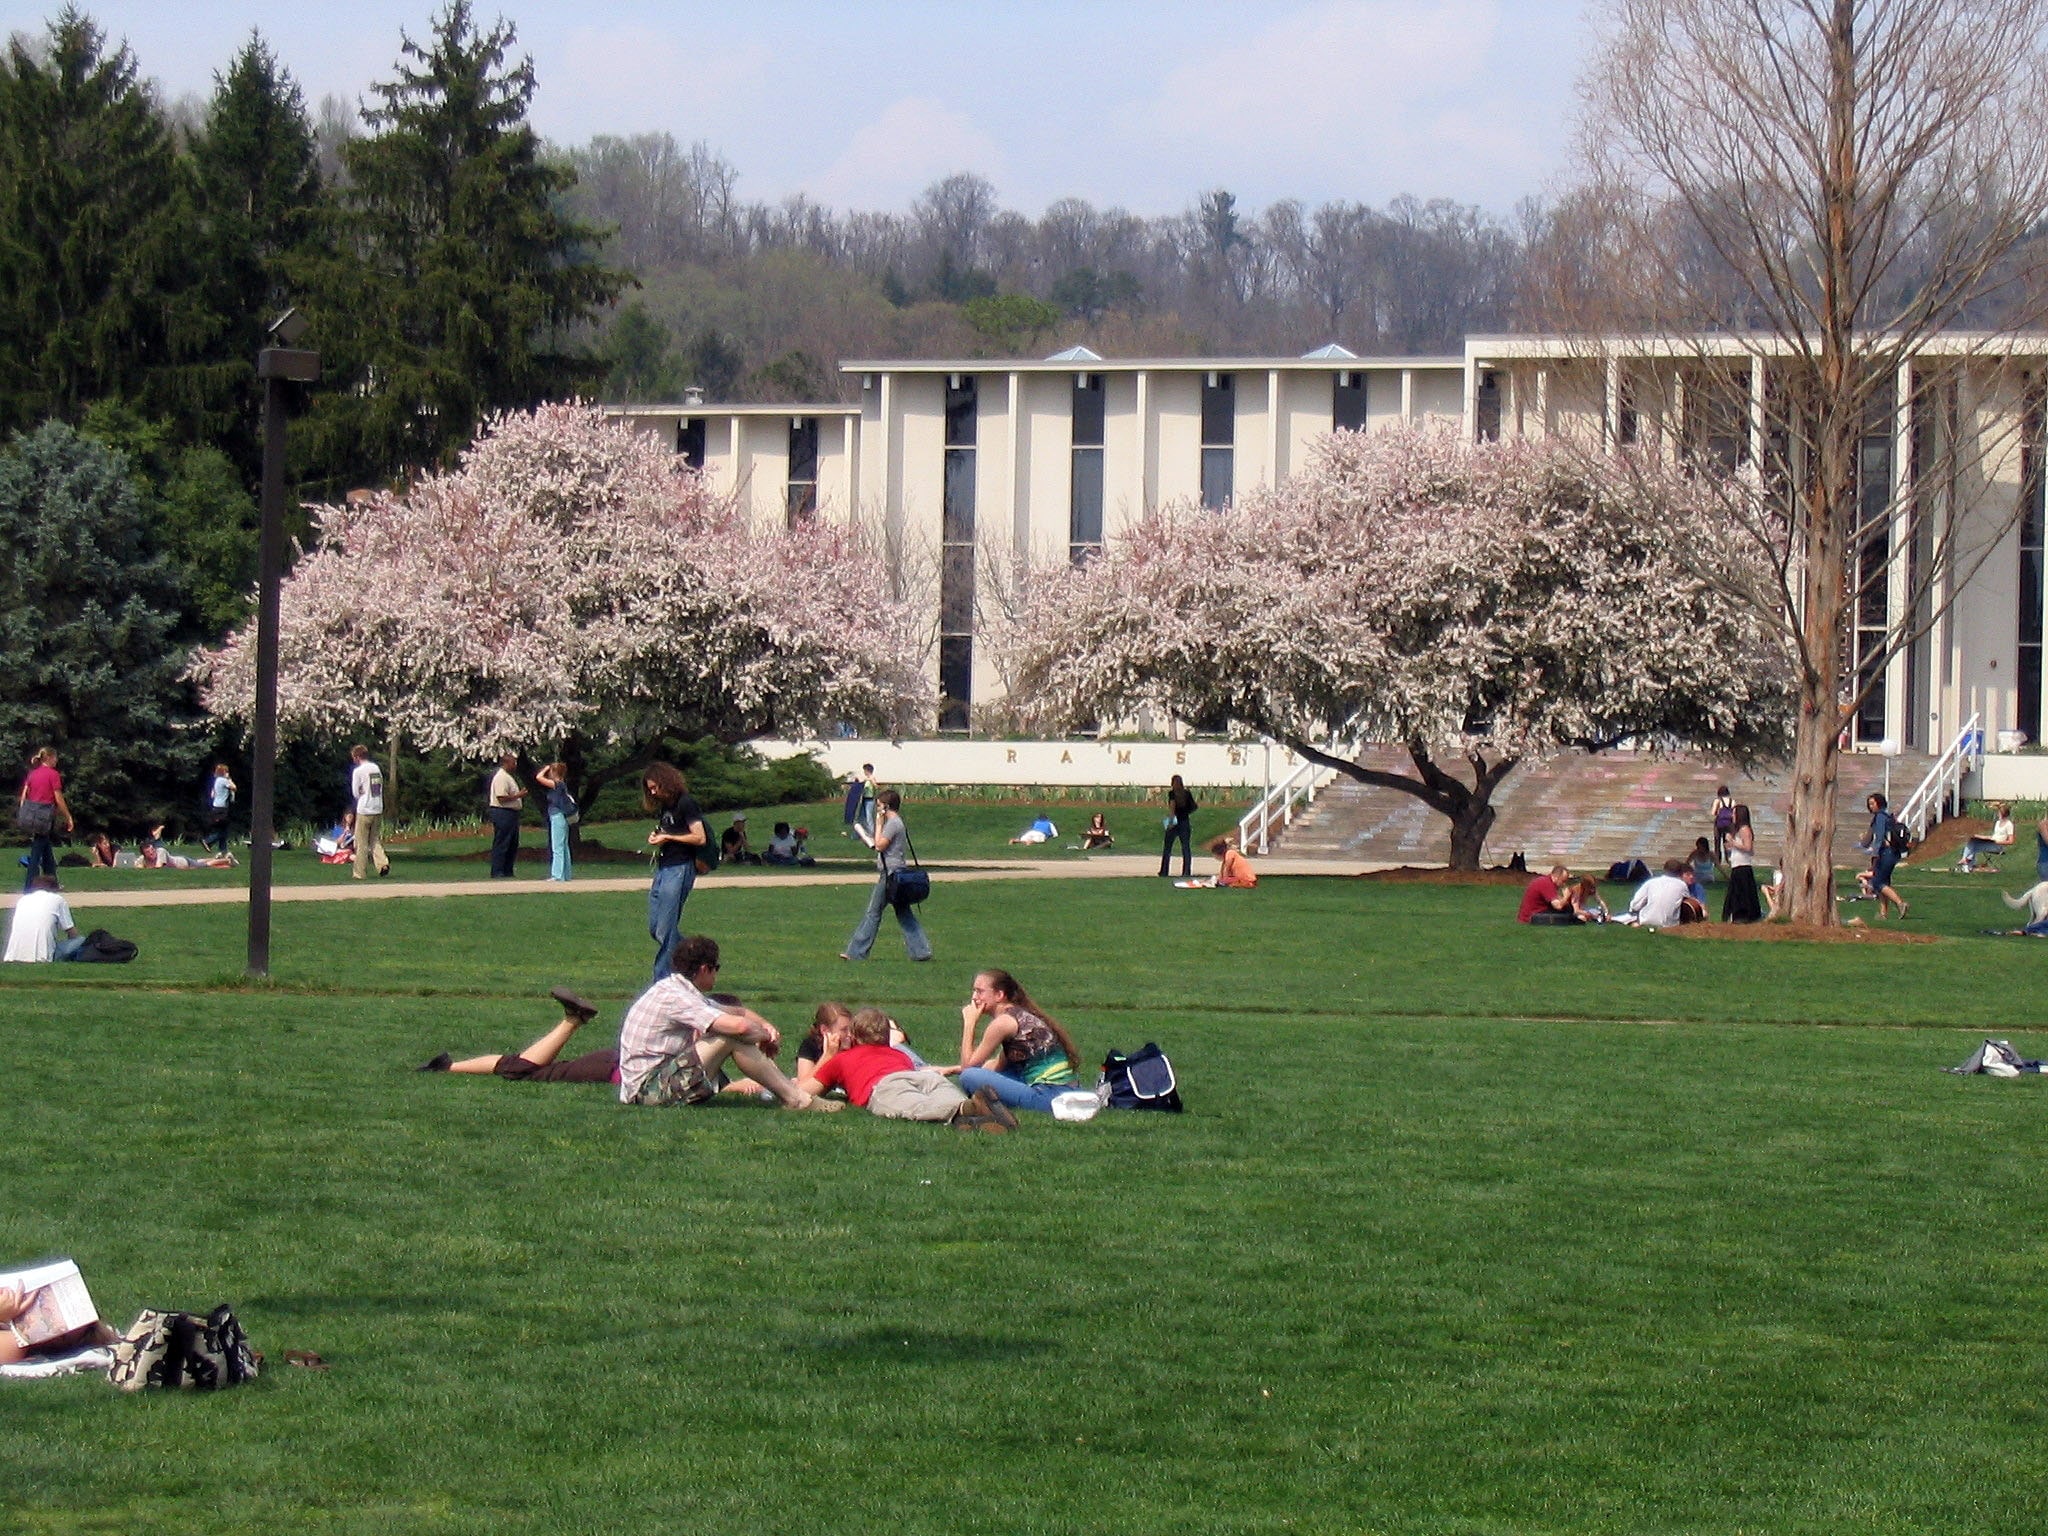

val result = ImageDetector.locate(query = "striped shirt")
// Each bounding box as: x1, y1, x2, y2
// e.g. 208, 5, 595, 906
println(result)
616, 975, 729, 1102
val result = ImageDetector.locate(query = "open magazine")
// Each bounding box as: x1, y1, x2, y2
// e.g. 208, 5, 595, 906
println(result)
2, 1259, 99, 1349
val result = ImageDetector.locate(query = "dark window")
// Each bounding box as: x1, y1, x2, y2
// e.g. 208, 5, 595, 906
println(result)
945, 376, 978, 447
1071, 374, 1105, 562
1201, 374, 1234, 511
1615, 380, 1638, 447
940, 545, 975, 633
943, 449, 976, 544
786, 417, 818, 524
2022, 386, 2044, 744
1476, 371, 1502, 442
1332, 372, 1368, 432
938, 636, 973, 733
1853, 386, 1895, 744
677, 418, 706, 470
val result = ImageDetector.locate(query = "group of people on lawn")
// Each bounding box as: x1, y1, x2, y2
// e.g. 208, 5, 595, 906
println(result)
418, 933, 1082, 1132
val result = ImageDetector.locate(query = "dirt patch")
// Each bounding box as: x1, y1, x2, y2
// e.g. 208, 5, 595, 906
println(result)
1671, 921, 1939, 945
1352, 866, 1530, 885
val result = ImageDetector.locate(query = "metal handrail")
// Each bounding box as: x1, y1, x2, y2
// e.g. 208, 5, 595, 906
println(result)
1237, 734, 1355, 854
1899, 712, 1982, 842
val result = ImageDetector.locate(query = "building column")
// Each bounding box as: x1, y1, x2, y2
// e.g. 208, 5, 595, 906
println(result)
1009, 370, 1029, 567
1401, 367, 1415, 424
1748, 353, 1767, 465
1266, 368, 1283, 487
1885, 361, 1914, 747
727, 415, 745, 504
1463, 356, 1480, 441
1604, 356, 1621, 449
1136, 368, 1153, 513
841, 413, 859, 524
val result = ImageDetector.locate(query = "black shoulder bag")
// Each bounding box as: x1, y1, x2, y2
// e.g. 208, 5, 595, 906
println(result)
884, 821, 931, 905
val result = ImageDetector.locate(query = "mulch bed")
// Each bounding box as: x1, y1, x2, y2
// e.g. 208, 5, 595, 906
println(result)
1671, 921, 1938, 944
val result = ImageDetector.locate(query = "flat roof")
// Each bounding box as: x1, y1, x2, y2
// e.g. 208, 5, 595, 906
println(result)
605, 402, 861, 417
838, 355, 1465, 376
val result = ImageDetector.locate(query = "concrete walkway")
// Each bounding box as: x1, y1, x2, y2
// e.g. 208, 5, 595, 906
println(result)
1, 855, 1406, 911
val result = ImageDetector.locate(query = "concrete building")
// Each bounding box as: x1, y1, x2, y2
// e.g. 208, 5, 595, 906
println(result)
614, 333, 2048, 752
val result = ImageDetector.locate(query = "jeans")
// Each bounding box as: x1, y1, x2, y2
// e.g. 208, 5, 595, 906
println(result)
649, 861, 698, 979
2037, 830, 2048, 883
487, 807, 520, 877
54, 934, 86, 962
958, 1067, 1074, 1114
22, 833, 54, 891
844, 875, 931, 960
548, 810, 572, 882
1159, 817, 1192, 877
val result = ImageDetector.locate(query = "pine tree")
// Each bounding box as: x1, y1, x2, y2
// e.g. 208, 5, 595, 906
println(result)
303, 2, 628, 485
0, 422, 204, 831
0, 9, 229, 442
191, 32, 324, 481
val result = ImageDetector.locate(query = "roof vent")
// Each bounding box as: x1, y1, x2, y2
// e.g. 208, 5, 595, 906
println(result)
1302, 343, 1359, 359
1045, 345, 1105, 362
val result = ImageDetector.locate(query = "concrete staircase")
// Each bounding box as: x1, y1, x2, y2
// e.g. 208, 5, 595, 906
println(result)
1269, 747, 1941, 869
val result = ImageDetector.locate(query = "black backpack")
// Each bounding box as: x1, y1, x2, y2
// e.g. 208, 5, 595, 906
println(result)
74, 929, 137, 964
1888, 819, 1914, 854
1101, 1043, 1183, 1113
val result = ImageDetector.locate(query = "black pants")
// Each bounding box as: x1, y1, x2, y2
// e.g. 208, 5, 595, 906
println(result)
487, 807, 521, 877
1159, 817, 1192, 877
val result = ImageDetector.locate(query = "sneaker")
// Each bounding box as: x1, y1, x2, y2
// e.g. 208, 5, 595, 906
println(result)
417, 1052, 453, 1073
549, 986, 598, 1022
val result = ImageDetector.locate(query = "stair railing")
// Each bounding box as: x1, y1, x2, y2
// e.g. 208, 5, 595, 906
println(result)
1899, 712, 1982, 842
1237, 731, 1358, 855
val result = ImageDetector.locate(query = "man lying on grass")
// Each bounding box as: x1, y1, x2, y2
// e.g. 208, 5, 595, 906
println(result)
616, 935, 839, 1112
794, 1007, 1016, 1130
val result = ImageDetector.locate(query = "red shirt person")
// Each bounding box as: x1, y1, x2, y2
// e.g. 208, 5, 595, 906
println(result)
16, 746, 74, 891
1516, 864, 1573, 923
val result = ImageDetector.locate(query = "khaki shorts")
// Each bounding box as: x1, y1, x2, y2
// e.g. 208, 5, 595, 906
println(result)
865, 1068, 969, 1122
625, 1051, 714, 1106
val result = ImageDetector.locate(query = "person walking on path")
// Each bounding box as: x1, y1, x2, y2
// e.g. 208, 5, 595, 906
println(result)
643, 761, 708, 980
15, 747, 72, 893
202, 763, 236, 856
841, 788, 932, 962
1158, 774, 1197, 878
1721, 803, 1763, 923
536, 761, 575, 882
1861, 792, 1910, 920
349, 745, 390, 879
485, 753, 526, 879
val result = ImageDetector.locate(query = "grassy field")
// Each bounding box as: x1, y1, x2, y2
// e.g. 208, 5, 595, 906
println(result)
7, 865, 2048, 1534
15, 797, 1251, 895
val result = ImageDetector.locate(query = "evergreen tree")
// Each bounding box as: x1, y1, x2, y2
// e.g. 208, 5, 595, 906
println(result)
0, 9, 229, 443
191, 32, 323, 481
303, 2, 627, 486
0, 422, 204, 832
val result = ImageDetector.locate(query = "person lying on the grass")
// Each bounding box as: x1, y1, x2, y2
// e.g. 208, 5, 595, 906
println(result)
797, 1007, 1011, 1125
138, 825, 235, 869
87, 832, 119, 868
615, 934, 839, 1111
1517, 864, 1574, 924
418, 987, 619, 1082
1008, 815, 1058, 845
946, 968, 1083, 1114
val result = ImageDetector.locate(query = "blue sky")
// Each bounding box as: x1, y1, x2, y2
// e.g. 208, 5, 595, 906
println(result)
2, 0, 1595, 216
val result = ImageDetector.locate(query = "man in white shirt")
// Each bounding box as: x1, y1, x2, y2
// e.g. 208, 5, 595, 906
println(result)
1626, 859, 1696, 928
486, 753, 526, 879
3, 877, 84, 962
349, 744, 390, 879
203, 763, 236, 855
616, 934, 837, 1111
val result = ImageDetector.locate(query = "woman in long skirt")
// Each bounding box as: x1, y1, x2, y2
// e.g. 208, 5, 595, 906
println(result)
1722, 803, 1763, 923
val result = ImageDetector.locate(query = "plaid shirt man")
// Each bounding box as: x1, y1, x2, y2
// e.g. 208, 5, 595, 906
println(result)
616, 973, 730, 1103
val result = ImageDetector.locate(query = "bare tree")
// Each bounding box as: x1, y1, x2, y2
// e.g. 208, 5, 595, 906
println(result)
1560, 0, 2048, 924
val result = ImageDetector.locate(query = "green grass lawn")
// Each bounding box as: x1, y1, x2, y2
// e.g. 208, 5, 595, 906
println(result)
21, 798, 1250, 895
7, 867, 2048, 1534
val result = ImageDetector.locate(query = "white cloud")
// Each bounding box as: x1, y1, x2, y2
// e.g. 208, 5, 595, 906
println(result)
800, 97, 1009, 210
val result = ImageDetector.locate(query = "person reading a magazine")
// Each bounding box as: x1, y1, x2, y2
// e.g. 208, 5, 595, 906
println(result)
0, 1260, 114, 1364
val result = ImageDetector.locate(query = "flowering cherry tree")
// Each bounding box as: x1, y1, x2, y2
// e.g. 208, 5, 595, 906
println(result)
1006, 428, 1796, 869
195, 402, 928, 822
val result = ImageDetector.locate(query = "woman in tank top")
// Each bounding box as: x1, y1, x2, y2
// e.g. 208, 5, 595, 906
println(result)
951, 968, 1083, 1114
1721, 803, 1763, 923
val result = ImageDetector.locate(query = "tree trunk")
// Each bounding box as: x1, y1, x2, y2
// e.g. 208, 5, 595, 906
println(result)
1780, 684, 1844, 924
1445, 798, 1499, 872
1286, 736, 1517, 871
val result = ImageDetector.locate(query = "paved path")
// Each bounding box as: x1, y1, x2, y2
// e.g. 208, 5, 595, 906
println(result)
2, 855, 1406, 911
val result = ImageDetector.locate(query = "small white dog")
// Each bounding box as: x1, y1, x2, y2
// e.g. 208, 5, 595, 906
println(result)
2001, 883, 2048, 925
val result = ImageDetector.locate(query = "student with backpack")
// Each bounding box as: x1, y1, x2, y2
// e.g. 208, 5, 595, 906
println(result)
1861, 792, 1910, 920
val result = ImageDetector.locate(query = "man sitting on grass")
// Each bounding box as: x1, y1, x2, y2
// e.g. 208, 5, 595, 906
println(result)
1517, 864, 1574, 925
2, 875, 84, 962
1622, 859, 1698, 928
795, 1007, 1015, 1128
616, 934, 839, 1111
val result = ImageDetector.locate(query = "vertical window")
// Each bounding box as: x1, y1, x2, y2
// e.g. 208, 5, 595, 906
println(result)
786, 416, 818, 524
1854, 380, 1896, 744
677, 418, 706, 470
1200, 372, 1234, 511
1332, 371, 1368, 432
1070, 373, 1105, 563
2021, 385, 2044, 744
940, 377, 977, 732
1475, 371, 1502, 442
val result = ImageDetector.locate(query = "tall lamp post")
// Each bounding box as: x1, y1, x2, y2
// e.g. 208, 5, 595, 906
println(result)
248, 309, 319, 978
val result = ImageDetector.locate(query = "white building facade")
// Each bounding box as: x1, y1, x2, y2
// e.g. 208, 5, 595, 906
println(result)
615, 334, 2048, 751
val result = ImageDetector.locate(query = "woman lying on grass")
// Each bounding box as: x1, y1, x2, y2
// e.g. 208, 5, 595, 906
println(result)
418, 988, 619, 1083
950, 968, 1083, 1114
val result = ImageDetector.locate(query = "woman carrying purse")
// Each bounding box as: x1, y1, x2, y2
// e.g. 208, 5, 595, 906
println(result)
840, 789, 932, 962
16, 747, 72, 893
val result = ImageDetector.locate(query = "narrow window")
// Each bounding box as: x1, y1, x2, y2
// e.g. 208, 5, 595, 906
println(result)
1853, 380, 1896, 744
2021, 384, 2044, 744
1475, 371, 1502, 442
677, 418, 706, 470
1200, 372, 1234, 511
786, 416, 818, 524
1070, 373, 1105, 563
940, 377, 978, 731
1332, 371, 1368, 433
